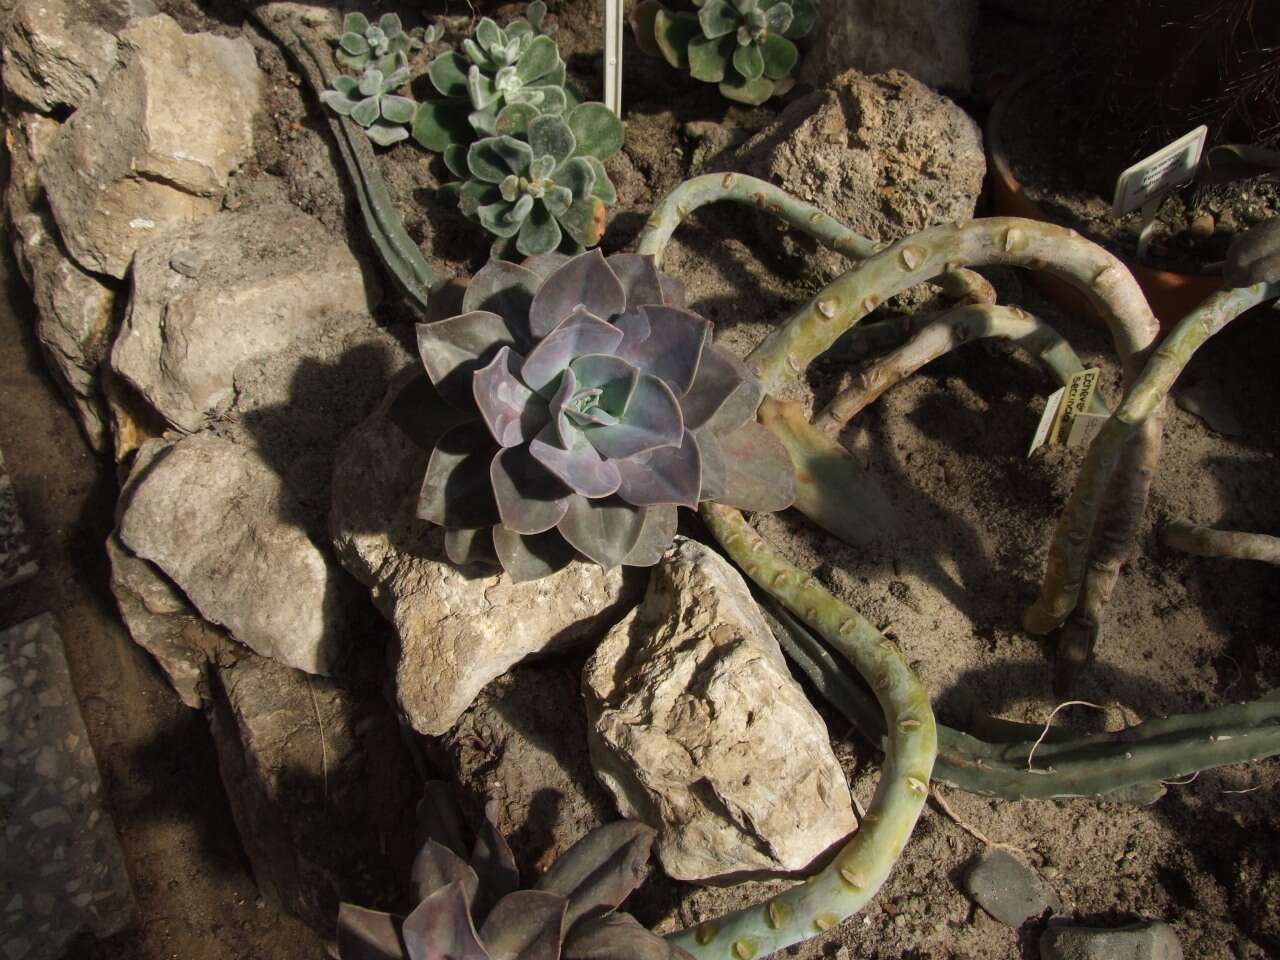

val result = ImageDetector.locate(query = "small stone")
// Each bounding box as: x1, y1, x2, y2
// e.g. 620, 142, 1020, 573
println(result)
1187, 213, 1215, 240
964, 850, 1062, 927
168, 251, 203, 277
1040, 920, 1183, 960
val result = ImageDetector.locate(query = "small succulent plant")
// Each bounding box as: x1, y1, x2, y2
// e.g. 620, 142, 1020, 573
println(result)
458, 109, 623, 257
632, 0, 817, 105
337, 12, 418, 72
412, 9, 569, 158
338, 785, 689, 960
322, 62, 417, 146
414, 250, 795, 582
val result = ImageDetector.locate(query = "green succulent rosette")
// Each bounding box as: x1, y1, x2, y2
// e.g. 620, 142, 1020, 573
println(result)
321, 60, 417, 147
631, 0, 817, 104
414, 250, 795, 582
336, 11, 418, 73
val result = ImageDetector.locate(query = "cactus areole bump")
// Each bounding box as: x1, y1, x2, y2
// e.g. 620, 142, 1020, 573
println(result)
415, 250, 795, 581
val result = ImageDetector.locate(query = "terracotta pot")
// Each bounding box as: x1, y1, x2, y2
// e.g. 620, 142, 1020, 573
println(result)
986, 76, 1222, 330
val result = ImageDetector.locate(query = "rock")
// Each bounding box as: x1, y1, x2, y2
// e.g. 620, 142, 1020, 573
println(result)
330, 371, 641, 737
39, 14, 261, 277
207, 652, 418, 936
0, 443, 38, 589
118, 435, 358, 675
110, 205, 377, 434
736, 68, 985, 281
1040, 920, 1183, 960
582, 538, 857, 882
106, 532, 238, 708
438, 664, 614, 877
0, 615, 135, 960
798, 0, 977, 94
964, 850, 1063, 927
0, 0, 153, 112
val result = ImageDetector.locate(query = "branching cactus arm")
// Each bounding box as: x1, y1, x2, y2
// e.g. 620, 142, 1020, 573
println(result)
671, 503, 936, 959
1165, 520, 1280, 565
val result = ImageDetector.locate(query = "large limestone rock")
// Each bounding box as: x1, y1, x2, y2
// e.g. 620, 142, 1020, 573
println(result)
110, 205, 377, 433
798, 0, 977, 93
583, 538, 857, 882
208, 652, 418, 935
106, 532, 238, 708
39, 14, 261, 278
0, 0, 152, 112
331, 371, 641, 736
736, 68, 985, 280
118, 436, 357, 675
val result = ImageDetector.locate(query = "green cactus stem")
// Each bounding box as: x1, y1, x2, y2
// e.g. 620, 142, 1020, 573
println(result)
811, 303, 1103, 436
252, 5, 437, 312
634, 173, 996, 307
1164, 520, 1280, 565
1023, 282, 1280, 652
768, 602, 1280, 803
669, 502, 937, 959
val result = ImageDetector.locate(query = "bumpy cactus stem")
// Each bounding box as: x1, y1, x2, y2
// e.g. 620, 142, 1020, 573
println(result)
769, 603, 1280, 803
1023, 282, 1280, 642
1164, 520, 1280, 565
812, 303, 1103, 435
634, 173, 995, 305
252, 5, 437, 312
671, 503, 937, 959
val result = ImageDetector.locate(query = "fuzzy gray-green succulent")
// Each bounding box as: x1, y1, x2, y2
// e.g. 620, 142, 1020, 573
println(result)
632, 0, 817, 104
321, 61, 417, 146
457, 110, 623, 257
336, 11, 418, 72
414, 249, 795, 582
337, 787, 690, 960
412, 7, 569, 160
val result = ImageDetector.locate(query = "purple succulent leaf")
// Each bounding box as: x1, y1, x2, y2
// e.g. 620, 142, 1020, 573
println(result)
700, 370, 764, 435
469, 800, 521, 924
692, 428, 725, 502
714, 420, 796, 512
545, 364, 578, 448
491, 445, 572, 534
519, 251, 572, 282
604, 253, 665, 309
491, 525, 578, 582
528, 249, 627, 339
519, 307, 625, 393
338, 903, 408, 960
582, 372, 683, 459
562, 912, 689, 960
402, 881, 491, 960
614, 430, 701, 508
555, 495, 647, 569
568, 353, 639, 418
462, 260, 543, 347
418, 311, 519, 410
412, 841, 481, 906
620, 504, 678, 567
416, 782, 469, 858
476, 890, 567, 960
419, 422, 502, 528
530, 425, 623, 498
445, 527, 499, 567
658, 274, 685, 308
532, 821, 656, 929
388, 372, 476, 455
613, 306, 709, 395
474, 347, 548, 447
679, 344, 757, 431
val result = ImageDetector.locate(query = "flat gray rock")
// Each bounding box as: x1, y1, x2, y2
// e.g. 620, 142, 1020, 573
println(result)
0, 446, 37, 589
965, 849, 1062, 927
0, 614, 135, 959
1041, 920, 1183, 960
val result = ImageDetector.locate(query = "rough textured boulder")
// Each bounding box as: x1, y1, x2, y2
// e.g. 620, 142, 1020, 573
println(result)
207, 652, 418, 935
798, 0, 977, 94
118, 436, 358, 675
736, 68, 985, 280
110, 205, 377, 433
0, 0, 154, 111
106, 532, 238, 708
583, 538, 857, 882
39, 14, 260, 277
331, 371, 642, 736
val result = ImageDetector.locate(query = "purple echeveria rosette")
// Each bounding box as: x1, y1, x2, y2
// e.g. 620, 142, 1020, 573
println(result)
415, 249, 795, 581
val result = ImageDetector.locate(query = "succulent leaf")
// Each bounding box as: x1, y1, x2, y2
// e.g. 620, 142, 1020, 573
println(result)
566, 103, 625, 160
529, 115, 578, 165
698, 0, 739, 38
528, 250, 626, 338
613, 306, 710, 395
779, 0, 817, 37
418, 309, 518, 408
733, 41, 765, 80
367, 121, 410, 146
718, 73, 775, 105
413, 100, 475, 153
474, 347, 547, 446
516, 34, 561, 84
555, 495, 647, 569
530, 427, 624, 498
563, 912, 689, 960
495, 102, 541, 137
343, 12, 370, 36
477, 891, 568, 960
614, 431, 702, 507
583, 372, 683, 459
557, 196, 608, 249
687, 34, 732, 82
381, 94, 417, 124
759, 33, 798, 79
338, 904, 407, 960
469, 802, 521, 923
402, 882, 492, 960
533, 821, 656, 929
619, 505, 678, 567
680, 345, 756, 430
585, 158, 618, 204
491, 525, 577, 581
520, 309, 624, 392
491, 444, 572, 534
652, 9, 701, 70
516, 204, 563, 257
412, 841, 482, 905
715, 419, 796, 511
629, 0, 665, 57
444, 527, 498, 566
763, 1, 793, 33
695, 428, 726, 501
469, 136, 534, 182
605, 255, 665, 310
462, 261, 542, 343
419, 422, 502, 528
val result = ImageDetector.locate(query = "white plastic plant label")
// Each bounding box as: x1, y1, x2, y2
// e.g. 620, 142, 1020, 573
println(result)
1112, 126, 1207, 217
1028, 368, 1104, 456
1028, 385, 1066, 457
603, 0, 624, 117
